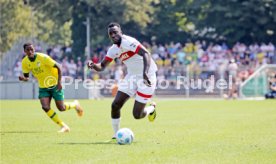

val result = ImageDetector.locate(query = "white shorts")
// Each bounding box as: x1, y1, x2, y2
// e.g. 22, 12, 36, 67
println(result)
118, 73, 156, 103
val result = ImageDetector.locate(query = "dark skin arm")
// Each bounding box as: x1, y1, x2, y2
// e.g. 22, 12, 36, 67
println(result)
19, 73, 29, 81
137, 47, 152, 87
87, 58, 111, 72
88, 45, 152, 87
54, 63, 62, 91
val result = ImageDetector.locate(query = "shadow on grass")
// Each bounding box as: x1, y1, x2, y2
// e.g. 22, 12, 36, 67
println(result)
57, 141, 117, 145
0, 131, 44, 134
58, 141, 137, 145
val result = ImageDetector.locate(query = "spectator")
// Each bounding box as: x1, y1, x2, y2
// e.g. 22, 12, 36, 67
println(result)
238, 67, 250, 82
265, 73, 276, 99
92, 54, 99, 63
223, 77, 240, 99
61, 57, 69, 76
6, 68, 13, 80
76, 58, 84, 79
67, 59, 77, 78
228, 59, 238, 78
13, 62, 22, 77
176, 48, 185, 65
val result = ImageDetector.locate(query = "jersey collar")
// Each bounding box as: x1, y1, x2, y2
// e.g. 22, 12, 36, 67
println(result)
28, 53, 37, 62
116, 39, 122, 48
115, 35, 125, 48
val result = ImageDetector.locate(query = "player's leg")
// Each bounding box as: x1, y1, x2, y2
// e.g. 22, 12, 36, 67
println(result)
111, 74, 136, 139
132, 94, 156, 121
132, 74, 157, 121
52, 86, 83, 117
111, 91, 130, 138
40, 97, 69, 132
132, 101, 147, 119
55, 100, 83, 116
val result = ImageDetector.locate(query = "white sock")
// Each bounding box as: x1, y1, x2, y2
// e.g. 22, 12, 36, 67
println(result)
111, 118, 120, 137
144, 105, 155, 116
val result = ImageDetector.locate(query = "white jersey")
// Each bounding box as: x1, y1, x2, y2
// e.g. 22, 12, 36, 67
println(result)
106, 35, 157, 75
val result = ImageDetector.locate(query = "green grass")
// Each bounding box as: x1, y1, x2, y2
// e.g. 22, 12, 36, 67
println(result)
1, 99, 276, 164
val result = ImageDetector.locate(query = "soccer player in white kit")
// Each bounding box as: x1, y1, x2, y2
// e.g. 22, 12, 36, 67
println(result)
87, 22, 157, 140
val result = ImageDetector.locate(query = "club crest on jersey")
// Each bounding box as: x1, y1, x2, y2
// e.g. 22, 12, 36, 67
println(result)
37, 61, 41, 67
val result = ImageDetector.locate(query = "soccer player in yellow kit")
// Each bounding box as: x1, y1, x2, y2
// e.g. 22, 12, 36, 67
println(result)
19, 43, 83, 133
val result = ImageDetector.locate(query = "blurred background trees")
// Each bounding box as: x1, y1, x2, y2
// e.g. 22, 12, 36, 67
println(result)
1, 0, 276, 56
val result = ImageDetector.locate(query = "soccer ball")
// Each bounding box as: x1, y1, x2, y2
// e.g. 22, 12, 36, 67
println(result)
116, 128, 134, 145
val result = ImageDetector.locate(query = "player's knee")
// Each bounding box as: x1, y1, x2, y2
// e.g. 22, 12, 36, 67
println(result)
132, 110, 142, 119
57, 105, 66, 111
133, 114, 141, 119
111, 101, 122, 110
111, 101, 121, 118
42, 106, 50, 112
133, 113, 142, 119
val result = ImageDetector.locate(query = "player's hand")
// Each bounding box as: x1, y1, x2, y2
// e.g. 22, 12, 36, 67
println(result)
57, 82, 62, 91
87, 61, 95, 69
143, 73, 152, 87
19, 75, 28, 81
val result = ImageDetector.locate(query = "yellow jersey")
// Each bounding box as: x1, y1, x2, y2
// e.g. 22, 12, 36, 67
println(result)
22, 52, 59, 88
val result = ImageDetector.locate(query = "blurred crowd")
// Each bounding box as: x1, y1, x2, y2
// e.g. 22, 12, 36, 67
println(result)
8, 41, 276, 84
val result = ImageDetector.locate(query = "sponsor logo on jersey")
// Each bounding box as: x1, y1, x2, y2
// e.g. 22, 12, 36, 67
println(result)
119, 51, 136, 61
120, 53, 129, 61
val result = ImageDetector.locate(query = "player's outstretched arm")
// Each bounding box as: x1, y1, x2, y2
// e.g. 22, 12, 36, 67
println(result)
87, 58, 111, 72
19, 73, 29, 81
137, 47, 152, 87
54, 63, 62, 90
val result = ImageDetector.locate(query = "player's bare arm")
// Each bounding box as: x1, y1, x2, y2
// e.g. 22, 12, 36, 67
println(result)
87, 58, 111, 72
19, 73, 29, 81
54, 63, 62, 90
137, 47, 152, 87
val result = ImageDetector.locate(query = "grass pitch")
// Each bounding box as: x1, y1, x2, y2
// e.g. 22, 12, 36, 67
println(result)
1, 99, 276, 163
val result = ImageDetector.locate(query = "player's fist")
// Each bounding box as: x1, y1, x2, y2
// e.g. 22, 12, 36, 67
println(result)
57, 82, 62, 91
143, 73, 152, 87
87, 60, 95, 69
19, 75, 27, 81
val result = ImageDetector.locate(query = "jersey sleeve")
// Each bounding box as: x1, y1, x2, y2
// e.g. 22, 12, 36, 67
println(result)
105, 46, 117, 62
21, 60, 29, 74
122, 38, 142, 54
43, 54, 56, 67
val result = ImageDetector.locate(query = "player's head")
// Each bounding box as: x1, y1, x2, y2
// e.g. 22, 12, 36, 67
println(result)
23, 43, 35, 58
108, 22, 122, 45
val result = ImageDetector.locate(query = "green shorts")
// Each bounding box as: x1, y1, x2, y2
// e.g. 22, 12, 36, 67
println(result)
38, 85, 64, 101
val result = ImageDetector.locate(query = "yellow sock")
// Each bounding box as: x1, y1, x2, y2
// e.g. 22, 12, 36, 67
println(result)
46, 109, 64, 127
64, 102, 77, 110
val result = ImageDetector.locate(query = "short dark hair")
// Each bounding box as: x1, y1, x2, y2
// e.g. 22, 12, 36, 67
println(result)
23, 43, 32, 50
108, 22, 121, 29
